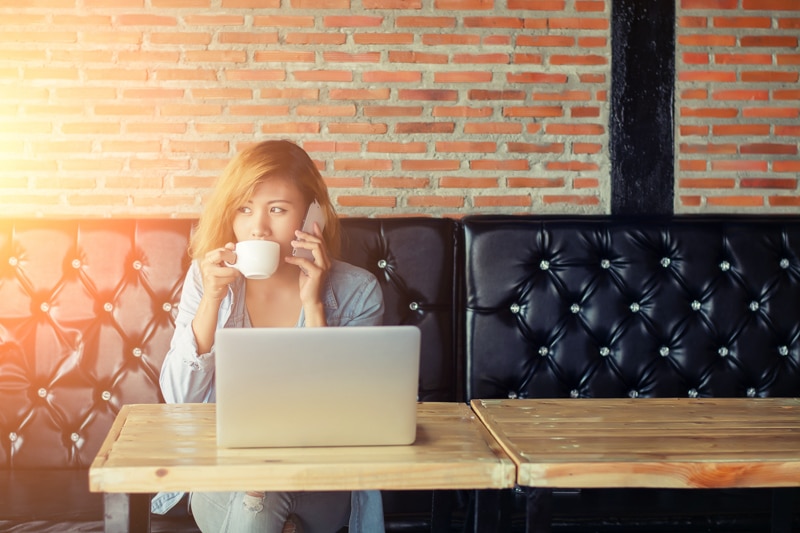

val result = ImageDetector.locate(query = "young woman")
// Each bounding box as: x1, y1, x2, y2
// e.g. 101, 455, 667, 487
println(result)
150, 140, 386, 533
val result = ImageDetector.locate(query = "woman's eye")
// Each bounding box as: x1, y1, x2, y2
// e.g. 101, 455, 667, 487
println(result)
270, 206, 286, 214
237, 206, 251, 214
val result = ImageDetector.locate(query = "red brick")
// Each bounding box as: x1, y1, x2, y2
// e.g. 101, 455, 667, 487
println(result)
741, 71, 799, 83
435, 72, 493, 83
774, 161, 800, 172
507, 0, 565, 9
680, 143, 737, 154
367, 141, 426, 153
707, 196, 764, 207
678, 34, 736, 46
395, 122, 455, 134
408, 195, 465, 207
741, 178, 798, 189
288, 33, 347, 45
679, 178, 736, 189
769, 196, 800, 207
740, 35, 798, 47
681, 0, 737, 8
439, 177, 498, 188
681, 107, 738, 118
435, 0, 494, 9
680, 196, 703, 207
712, 124, 770, 136
338, 195, 397, 207
507, 142, 564, 154
741, 143, 797, 155
474, 195, 531, 207
464, 122, 522, 134
743, 0, 800, 9
713, 16, 771, 28
464, 16, 524, 28
711, 160, 768, 172
546, 161, 599, 171
542, 195, 600, 206
679, 71, 737, 83
680, 16, 708, 28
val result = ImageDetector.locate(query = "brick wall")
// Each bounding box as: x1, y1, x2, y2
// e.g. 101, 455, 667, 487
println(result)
0, 0, 610, 218
676, 0, 800, 212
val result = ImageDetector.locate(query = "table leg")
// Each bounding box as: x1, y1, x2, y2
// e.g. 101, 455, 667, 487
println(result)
103, 493, 151, 533
430, 490, 453, 533
770, 488, 794, 533
472, 489, 502, 533
524, 487, 552, 533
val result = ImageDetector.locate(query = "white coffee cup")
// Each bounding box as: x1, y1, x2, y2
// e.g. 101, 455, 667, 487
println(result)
227, 240, 280, 279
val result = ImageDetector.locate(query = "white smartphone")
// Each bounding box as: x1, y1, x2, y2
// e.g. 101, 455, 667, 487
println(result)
292, 199, 326, 260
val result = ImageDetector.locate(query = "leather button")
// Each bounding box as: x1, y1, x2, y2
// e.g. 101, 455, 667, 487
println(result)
71, 259, 81, 269
628, 390, 639, 398
162, 302, 172, 312
570, 389, 580, 398
749, 301, 759, 312
538, 346, 549, 357
539, 260, 550, 270
778, 345, 789, 357
377, 259, 387, 269
659, 346, 670, 357
688, 388, 698, 398
599, 346, 610, 357
718, 346, 729, 357
70, 432, 80, 442
104, 302, 113, 312
40, 302, 50, 313
780, 258, 790, 269
746, 387, 757, 398
719, 260, 731, 271
600, 259, 610, 269
8, 256, 19, 266
691, 300, 701, 311
408, 302, 419, 311
132, 347, 143, 358
101, 391, 112, 401
37, 387, 47, 398
132, 260, 143, 270
9, 432, 17, 442
508, 391, 518, 399
629, 302, 640, 313
570, 303, 580, 314
660, 257, 671, 268
510, 303, 520, 314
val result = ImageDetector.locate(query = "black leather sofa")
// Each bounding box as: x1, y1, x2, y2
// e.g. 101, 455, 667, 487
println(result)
1, 216, 798, 532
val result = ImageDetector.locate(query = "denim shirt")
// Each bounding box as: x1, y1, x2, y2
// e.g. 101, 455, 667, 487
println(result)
151, 259, 385, 532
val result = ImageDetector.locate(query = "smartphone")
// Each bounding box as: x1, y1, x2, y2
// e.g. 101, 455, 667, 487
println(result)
292, 199, 326, 261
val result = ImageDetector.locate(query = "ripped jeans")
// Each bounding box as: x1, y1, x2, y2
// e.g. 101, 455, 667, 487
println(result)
191, 490, 350, 533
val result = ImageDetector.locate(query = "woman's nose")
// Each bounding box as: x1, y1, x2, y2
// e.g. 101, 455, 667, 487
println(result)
250, 217, 271, 238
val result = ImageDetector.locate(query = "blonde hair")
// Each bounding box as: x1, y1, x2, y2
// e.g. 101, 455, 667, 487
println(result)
190, 140, 341, 261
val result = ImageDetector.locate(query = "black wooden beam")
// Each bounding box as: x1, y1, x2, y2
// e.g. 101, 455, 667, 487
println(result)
610, 0, 676, 215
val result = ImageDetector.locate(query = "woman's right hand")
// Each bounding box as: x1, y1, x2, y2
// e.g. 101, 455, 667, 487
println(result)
198, 242, 239, 302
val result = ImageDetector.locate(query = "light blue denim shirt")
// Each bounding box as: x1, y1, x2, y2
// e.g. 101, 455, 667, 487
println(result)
151, 258, 385, 532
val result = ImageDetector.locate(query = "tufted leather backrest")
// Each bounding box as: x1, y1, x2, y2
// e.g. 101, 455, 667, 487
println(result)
340, 218, 460, 402
463, 216, 800, 401
0, 220, 194, 469
0, 217, 459, 470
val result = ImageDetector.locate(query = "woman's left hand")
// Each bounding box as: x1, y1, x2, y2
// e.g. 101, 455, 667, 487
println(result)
285, 222, 331, 314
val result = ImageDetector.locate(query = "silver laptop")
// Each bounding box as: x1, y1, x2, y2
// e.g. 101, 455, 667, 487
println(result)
214, 326, 421, 448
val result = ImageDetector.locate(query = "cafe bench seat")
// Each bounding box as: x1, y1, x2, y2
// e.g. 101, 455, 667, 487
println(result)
0, 217, 459, 533
2, 215, 799, 532
462, 215, 800, 532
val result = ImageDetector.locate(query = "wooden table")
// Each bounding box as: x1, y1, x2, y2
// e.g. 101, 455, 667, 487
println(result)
471, 397, 800, 533
89, 402, 515, 533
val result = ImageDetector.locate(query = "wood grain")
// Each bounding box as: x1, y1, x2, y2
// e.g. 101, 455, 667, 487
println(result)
471, 397, 800, 489
90, 402, 515, 493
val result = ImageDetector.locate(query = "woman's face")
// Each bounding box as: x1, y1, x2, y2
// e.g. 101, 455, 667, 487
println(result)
231, 177, 307, 259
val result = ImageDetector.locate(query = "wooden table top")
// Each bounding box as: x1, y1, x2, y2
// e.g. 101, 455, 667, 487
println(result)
89, 402, 515, 494
471, 397, 800, 490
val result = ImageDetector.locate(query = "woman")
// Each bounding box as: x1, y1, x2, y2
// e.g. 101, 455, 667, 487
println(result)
150, 140, 386, 533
